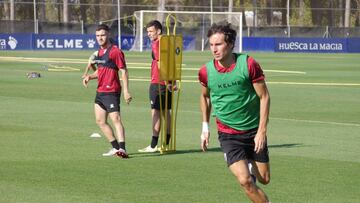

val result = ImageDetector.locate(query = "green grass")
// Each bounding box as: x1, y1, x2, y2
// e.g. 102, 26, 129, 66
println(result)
0, 51, 359, 203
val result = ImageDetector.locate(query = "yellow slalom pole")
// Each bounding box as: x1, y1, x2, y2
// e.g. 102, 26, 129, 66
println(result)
158, 13, 183, 154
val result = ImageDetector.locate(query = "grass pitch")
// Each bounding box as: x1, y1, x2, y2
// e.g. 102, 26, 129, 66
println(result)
0, 51, 359, 203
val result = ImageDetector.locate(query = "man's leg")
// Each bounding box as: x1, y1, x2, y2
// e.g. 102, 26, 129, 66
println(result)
108, 112, 125, 142
95, 104, 122, 156
108, 111, 126, 148
150, 108, 161, 147
107, 111, 128, 158
229, 160, 269, 203
166, 109, 171, 143
95, 104, 116, 142
250, 161, 271, 185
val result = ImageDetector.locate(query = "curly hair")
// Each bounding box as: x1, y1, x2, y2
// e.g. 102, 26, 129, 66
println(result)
207, 21, 237, 49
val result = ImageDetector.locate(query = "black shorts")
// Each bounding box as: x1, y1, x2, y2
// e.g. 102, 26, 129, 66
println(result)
95, 92, 121, 113
218, 130, 269, 167
149, 83, 172, 110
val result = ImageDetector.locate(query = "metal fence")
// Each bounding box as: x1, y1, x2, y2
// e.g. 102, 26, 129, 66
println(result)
1, 19, 360, 39
1, 1, 360, 38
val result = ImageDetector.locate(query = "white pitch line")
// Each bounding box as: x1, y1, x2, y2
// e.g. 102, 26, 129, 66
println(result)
264, 70, 306, 74
271, 117, 360, 127
268, 81, 360, 86
129, 66, 306, 74
146, 108, 360, 128
129, 77, 360, 86
0, 56, 187, 66
0, 56, 88, 64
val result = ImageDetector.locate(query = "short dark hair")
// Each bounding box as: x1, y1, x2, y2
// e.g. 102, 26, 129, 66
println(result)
146, 20, 162, 34
96, 23, 110, 32
207, 21, 237, 49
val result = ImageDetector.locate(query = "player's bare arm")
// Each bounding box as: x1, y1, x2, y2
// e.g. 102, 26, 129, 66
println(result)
200, 85, 211, 152
120, 68, 132, 104
82, 69, 98, 88
82, 63, 97, 79
253, 80, 270, 154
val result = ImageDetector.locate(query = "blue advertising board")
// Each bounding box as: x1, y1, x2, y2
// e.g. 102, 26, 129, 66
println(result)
274, 38, 347, 53
243, 37, 275, 52
0, 33, 33, 50
1, 33, 359, 53
34, 34, 96, 50
347, 38, 360, 53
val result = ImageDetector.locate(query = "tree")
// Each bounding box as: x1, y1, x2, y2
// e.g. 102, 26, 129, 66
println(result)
299, 0, 305, 23
356, 0, 360, 26
239, 0, 247, 28
328, 0, 335, 26
279, 0, 287, 26
228, 0, 233, 23
157, 0, 165, 22
265, 0, 273, 25
310, 0, 323, 25
63, 0, 68, 23
3, 1, 9, 20
344, 0, 351, 27
252, 0, 257, 27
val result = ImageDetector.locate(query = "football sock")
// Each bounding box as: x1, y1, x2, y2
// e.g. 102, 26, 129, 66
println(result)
119, 142, 126, 151
111, 140, 120, 150
151, 136, 159, 148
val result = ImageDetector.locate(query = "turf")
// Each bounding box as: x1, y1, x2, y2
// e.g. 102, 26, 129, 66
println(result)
0, 51, 359, 203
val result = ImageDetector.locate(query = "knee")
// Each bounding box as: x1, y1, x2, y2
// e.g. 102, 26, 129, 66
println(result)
237, 176, 254, 191
258, 174, 270, 185
95, 119, 107, 128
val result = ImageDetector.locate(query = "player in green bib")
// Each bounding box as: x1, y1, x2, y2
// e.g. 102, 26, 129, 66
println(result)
198, 22, 271, 203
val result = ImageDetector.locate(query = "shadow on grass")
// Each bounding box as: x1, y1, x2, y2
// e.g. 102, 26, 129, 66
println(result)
129, 147, 222, 158
268, 143, 303, 148
128, 143, 303, 158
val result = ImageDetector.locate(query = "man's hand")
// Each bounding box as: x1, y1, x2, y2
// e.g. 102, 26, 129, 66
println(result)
82, 75, 90, 88
200, 122, 210, 152
201, 131, 210, 152
123, 91, 132, 104
254, 131, 266, 154
167, 84, 178, 92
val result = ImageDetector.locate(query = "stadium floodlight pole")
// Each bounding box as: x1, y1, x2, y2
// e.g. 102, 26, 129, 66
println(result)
239, 12, 242, 53
140, 10, 144, 52
10, 0, 14, 20
286, 0, 290, 37
117, 0, 121, 49
210, 0, 213, 25
33, 0, 37, 34
201, 14, 205, 51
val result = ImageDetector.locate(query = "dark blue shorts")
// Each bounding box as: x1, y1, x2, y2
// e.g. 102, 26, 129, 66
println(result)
95, 92, 120, 113
218, 130, 269, 167
149, 84, 172, 110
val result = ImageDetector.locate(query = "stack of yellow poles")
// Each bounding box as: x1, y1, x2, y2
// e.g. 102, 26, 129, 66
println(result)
158, 14, 183, 154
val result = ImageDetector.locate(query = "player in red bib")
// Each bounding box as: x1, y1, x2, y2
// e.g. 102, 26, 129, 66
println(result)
199, 22, 271, 202
83, 24, 132, 158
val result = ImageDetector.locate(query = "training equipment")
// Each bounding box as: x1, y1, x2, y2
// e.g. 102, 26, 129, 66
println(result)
138, 145, 158, 153
157, 14, 183, 154
131, 10, 243, 52
89, 132, 101, 138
